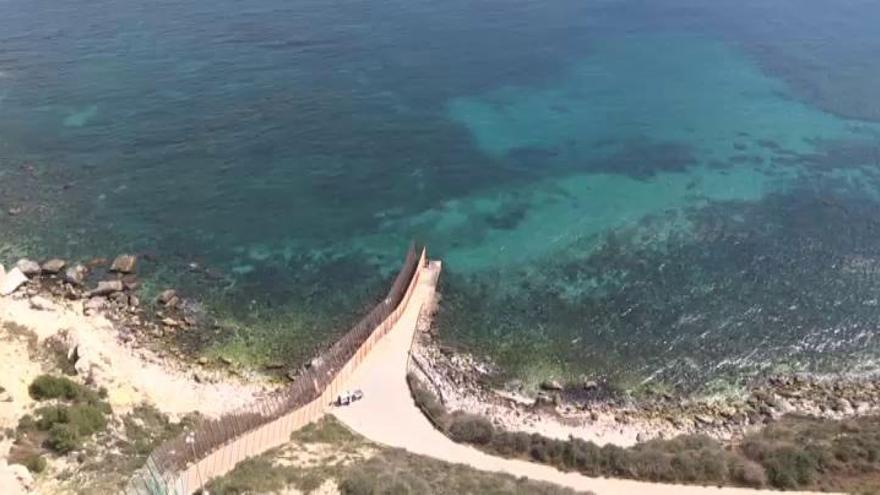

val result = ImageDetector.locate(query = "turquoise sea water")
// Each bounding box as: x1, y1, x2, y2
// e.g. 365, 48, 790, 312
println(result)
2, 0, 880, 392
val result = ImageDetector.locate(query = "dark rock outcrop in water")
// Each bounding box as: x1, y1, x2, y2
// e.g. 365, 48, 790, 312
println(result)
15, 259, 41, 277
41, 259, 66, 274
110, 254, 138, 274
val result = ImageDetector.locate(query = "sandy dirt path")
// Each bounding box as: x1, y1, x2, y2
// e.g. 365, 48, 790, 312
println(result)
0, 295, 266, 421
332, 261, 828, 495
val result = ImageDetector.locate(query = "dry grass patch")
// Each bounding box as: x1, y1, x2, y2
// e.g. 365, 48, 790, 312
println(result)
207, 417, 590, 495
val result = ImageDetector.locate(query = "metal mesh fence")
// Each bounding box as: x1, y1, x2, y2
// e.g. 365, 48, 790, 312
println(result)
127, 243, 423, 495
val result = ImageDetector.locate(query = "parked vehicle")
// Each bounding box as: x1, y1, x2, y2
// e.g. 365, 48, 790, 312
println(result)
335, 389, 364, 406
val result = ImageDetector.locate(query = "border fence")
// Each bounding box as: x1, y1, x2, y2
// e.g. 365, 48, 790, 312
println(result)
127, 244, 426, 494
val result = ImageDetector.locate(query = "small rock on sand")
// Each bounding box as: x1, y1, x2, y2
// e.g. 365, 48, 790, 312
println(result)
0, 267, 28, 296
84, 297, 108, 314
29, 296, 56, 311
15, 258, 41, 277
110, 254, 137, 273
41, 258, 67, 274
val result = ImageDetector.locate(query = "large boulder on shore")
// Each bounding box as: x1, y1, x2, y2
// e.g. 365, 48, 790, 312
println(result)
64, 265, 88, 286
15, 258, 41, 277
86, 280, 124, 297
41, 258, 67, 274
0, 267, 28, 296
110, 254, 137, 273
540, 380, 564, 391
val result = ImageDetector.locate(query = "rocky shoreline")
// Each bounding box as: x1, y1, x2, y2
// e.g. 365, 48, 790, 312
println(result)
7, 251, 880, 448
0, 253, 276, 384
411, 302, 880, 446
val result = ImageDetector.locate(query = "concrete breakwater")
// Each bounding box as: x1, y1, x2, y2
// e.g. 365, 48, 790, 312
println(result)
127, 245, 428, 495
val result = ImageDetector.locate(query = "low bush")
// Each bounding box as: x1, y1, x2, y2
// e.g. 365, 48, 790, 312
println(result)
28, 375, 83, 401
20, 453, 47, 474
406, 369, 880, 492
447, 413, 494, 445
23, 377, 112, 455
205, 457, 287, 494
406, 373, 448, 427
47, 423, 80, 453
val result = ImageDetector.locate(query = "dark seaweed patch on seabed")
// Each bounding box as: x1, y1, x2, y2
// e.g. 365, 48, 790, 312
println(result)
437, 186, 880, 392
585, 138, 698, 179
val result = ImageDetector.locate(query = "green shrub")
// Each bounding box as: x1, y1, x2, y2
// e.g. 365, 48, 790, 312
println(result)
35, 403, 109, 453
339, 470, 375, 495
67, 403, 107, 436
17, 414, 36, 432
47, 423, 81, 453
22, 454, 47, 473
760, 447, 817, 489
28, 375, 83, 401
406, 373, 449, 427
447, 414, 494, 445
729, 458, 766, 487
491, 431, 533, 457
36, 405, 68, 430
205, 457, 286, 494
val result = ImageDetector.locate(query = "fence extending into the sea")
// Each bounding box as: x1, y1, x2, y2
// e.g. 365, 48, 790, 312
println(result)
127, 244, 427, 495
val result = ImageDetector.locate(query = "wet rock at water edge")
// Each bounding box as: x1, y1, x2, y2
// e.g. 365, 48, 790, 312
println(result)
41, 258, 67, 274
540, 380, 563, 391
157, 289, 179, 307
121, 274, 140, 291
15, 259, 41, 277
110, 291, 129, 305
161, 317, 180, 328
0, 267, 28, 296
86, 257, 109, 268
87, 280, 124, 297
534, 392, 555, 408
110, 254, 137, 274
64, 265, 89, 286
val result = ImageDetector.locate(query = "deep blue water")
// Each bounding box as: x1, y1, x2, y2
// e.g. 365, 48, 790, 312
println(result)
3, 0, 880, 392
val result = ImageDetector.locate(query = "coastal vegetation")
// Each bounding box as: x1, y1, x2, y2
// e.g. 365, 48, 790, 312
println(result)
8, 374, 112, 477
17, 375, 111, 455
408, 373, 880, 492
8, 371, 192, 491
206, 416, 590, 495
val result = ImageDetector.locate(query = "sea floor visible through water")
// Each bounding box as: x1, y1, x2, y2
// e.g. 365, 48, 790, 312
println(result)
2, 0, 880, 395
